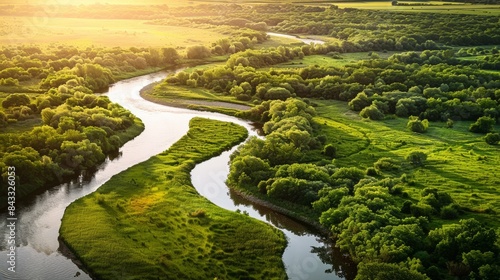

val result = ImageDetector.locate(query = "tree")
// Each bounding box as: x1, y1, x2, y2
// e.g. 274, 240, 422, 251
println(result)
469, 116, 495, 133
484, 133, 500, 145
265, 87, 292, 101
406, 151, 427, 166
162, 47, 179, 64
2, 93, 30, 108
407, 116, 429, 133
349, 92, 371, 111
360, 104, 384, 120
186, 45, 211, 59
323, 144, 336, 158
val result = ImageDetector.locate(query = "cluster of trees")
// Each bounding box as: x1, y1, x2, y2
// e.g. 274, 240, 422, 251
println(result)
0, 45, 181, 90
0, 45, 146, 205
1, 88, 139, 200
273, 7, 500, 49
225, 93, 500, 279
187, 29, 268, 59
163, 47, 500, 131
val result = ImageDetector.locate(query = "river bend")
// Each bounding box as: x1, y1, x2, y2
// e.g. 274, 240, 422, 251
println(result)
1, 71, 348, 280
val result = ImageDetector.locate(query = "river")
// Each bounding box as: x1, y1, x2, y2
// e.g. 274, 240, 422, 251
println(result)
267, 32, 326, 45
1, 71, 354, 279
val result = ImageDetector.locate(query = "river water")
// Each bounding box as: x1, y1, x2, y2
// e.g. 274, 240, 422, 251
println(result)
1, 71, 353, 279
267, 32, 326, 45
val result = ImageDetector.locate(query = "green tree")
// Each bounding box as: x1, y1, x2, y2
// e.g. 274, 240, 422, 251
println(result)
469, 116, 495, 133
360, 104, 384, 120
162, 47, 179, 64
323, 144, 336, 158
407, 116, 429, 133
484, 133, 500, 145
2, 93, 30, 108
406, 151, 427, 166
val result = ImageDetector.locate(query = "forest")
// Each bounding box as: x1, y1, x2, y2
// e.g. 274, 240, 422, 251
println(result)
1, 1, 500, 280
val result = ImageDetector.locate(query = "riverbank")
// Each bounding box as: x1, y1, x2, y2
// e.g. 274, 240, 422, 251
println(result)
140, 80, 251, 117
60, 117, 287, 279
229, 187, 330, 237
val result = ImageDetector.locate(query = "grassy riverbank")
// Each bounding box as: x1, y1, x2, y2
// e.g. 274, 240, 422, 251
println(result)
140, 81, 252, 117
60, 117, 287, 280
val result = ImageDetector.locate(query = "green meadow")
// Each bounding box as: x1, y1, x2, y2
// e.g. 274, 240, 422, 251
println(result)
60, 117, 287, 280
314, 99, 500, 228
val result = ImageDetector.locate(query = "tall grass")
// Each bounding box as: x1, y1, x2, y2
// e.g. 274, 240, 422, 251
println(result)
60, 117, 287, 280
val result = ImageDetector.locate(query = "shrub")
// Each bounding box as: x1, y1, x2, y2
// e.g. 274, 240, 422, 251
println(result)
366, 167, 378, 176
406, 151, 427, 166
407, 116, 429, 133
446, 118, 454, 128
440, 204, 459, 219
190, 209, 206, 218
469, 116, 495, 133
360, 104, 384, 120
374, 157, 400, 172
323, 144, 336, 158
484, 133, 500, 145
410, 203, 434, 217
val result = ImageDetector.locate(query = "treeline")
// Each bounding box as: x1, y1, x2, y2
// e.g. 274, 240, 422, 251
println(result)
273, 7, 500, 49
0, 44, 180, 91
162, 48, 500, 127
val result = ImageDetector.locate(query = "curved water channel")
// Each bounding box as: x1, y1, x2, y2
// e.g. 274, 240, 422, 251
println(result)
1, 59, 355, 280
267, 32, 326, 45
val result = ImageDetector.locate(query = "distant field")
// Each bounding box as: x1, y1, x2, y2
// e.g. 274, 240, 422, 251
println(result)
0, 16, 227, 48
315, 100, 500, 228
334, 1, 500, 15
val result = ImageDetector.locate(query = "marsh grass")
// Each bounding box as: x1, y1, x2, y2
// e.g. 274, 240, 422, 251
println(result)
315, 100, 500, 228
60, 117, 287, 280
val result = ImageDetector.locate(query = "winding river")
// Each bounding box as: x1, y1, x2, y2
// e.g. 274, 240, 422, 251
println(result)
1, 70, 354, 279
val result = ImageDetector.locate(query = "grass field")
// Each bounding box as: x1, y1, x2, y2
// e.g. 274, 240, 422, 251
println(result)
60, 117, 287, 280
266, 52, 399, 69
314, 99, 500, 228
334, 1, 500, 15
0, 16, 228, 48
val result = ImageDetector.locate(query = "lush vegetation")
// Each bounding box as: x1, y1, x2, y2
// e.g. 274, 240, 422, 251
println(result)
145, 4, 500, 278
60, 117, 287, 279
3, 1, 500, 279
0, 44, 166, 205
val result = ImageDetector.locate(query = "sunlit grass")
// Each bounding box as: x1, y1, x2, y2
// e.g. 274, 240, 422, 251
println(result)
315, 99, 500, 228
0, 17, 228, 48
60, 117, 286, 280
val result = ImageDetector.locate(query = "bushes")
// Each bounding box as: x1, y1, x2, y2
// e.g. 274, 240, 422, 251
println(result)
407, 116, 429, 133
323, 144, 336, 158
484, 132, 500, 145
2, 93, 30, 108
406, 151, 427, 166
374, 157, 400, 172
360, 104, 384, 120
469, 116, 495, 133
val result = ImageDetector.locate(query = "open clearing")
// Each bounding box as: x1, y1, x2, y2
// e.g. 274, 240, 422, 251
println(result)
0, 16, 227, 48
